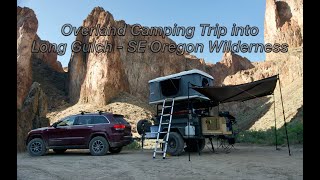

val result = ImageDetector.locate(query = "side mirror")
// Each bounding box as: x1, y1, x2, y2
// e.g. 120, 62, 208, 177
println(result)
52, 122, 57, 128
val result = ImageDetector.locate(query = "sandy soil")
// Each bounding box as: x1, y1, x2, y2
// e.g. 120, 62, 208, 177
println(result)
17, 144, 302, 180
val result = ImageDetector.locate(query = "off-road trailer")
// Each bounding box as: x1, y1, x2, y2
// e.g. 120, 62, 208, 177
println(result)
137, 69, 289, 158
137, 70, 237, 157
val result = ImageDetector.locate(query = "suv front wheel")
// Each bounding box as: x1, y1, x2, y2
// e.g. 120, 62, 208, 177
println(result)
27, 138, 47, 156
89, 136, 109, 156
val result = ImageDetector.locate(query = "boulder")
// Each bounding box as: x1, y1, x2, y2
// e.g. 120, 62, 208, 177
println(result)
17, 82, 49, 152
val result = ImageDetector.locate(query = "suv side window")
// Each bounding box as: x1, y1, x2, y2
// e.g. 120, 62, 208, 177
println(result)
57, 116, 76, 127
74, 116, 92, 125
92, 116, 108, 124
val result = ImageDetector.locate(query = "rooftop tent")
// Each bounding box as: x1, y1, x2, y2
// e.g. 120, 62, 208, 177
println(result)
148, 69, 214, 104
192, 75, 278, 105
160, 77, 180, 96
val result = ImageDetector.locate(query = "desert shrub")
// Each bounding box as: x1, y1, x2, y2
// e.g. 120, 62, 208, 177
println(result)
123, 140, 141, 150
236, 120, 303, 145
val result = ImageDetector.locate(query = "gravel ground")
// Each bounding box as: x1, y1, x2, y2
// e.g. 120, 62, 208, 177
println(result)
17, 144, 303, 180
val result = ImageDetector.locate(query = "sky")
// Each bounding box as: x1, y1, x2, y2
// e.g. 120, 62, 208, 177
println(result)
18, 0, 266, 67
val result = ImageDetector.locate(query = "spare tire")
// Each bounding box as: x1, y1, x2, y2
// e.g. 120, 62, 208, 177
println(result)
137, 119, 152, 135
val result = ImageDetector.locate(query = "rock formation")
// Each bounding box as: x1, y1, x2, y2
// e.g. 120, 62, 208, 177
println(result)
32, 58, 68, 111
68, 7, 254, 105
17, 6, 67, 151
221, 0, 303, 130
264, 0, 303, 61
17, 82, 49, 152
221, 47, 303, 130
223, 48, 302, 86
17, 6, 38, 109
31, 35, 67, 111
207, 52, 254, 85
31, 35, 64, 73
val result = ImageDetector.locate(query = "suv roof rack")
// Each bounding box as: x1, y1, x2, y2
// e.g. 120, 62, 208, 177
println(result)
97, 110, 104, 115
79, 111, 90, 115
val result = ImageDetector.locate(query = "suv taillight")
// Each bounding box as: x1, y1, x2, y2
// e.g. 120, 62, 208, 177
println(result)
113, 124, 125, 130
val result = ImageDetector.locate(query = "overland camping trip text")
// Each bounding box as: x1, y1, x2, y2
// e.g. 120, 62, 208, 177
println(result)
31, 23, 289, 56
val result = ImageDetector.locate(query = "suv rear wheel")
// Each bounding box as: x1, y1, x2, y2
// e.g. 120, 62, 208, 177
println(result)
163, 132, 184, 156
89, 136, 109, 156
53, 149, 67, 154
109, 147, 122, 154
27, 138, 47, 156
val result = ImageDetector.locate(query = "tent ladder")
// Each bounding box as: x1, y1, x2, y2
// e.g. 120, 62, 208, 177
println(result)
153, 98, 175, 159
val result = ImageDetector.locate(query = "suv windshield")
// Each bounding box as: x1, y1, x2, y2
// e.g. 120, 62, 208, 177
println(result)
56, 116, 76, 126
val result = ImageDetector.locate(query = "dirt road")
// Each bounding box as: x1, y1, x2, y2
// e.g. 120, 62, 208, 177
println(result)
17, 144, 303, 180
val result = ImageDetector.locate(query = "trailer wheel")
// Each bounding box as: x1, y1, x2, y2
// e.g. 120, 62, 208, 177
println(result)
185, 139, 206, 152
163, 132, 184, 156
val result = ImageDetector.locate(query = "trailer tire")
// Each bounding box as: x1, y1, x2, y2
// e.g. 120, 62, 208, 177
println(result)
163, 132, 184, 156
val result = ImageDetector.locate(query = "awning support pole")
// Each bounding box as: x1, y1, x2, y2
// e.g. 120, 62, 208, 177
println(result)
187, 82, 191, 161
273, 93, 279, 150
278, 75, 291, 156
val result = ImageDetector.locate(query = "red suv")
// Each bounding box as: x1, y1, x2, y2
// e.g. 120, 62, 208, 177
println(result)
26, 112, 133, 156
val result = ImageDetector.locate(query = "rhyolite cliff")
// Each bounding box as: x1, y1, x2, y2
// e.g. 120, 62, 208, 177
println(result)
17, 6, 66, 151
221, 0, 303, 130
264, 0, 302, 61
17, 7, 38, 109
68, 7, 254, 106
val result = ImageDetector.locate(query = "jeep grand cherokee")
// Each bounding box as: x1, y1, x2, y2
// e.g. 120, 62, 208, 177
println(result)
26, 112, 133, 156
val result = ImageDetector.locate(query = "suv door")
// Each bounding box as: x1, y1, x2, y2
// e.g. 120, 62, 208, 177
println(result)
68, 115, 93, 146
48, 116, 76, 146
91, 115, 111, 134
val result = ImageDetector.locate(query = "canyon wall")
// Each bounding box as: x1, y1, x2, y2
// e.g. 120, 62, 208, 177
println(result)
221, 0, 303, 130
68, 7, 254, 105
17, 7, 65, 151
17, 7, 38, 109
264, 0, 303, 61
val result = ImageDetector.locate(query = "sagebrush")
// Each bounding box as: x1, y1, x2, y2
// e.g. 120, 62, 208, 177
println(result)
236, 120, 303, 145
